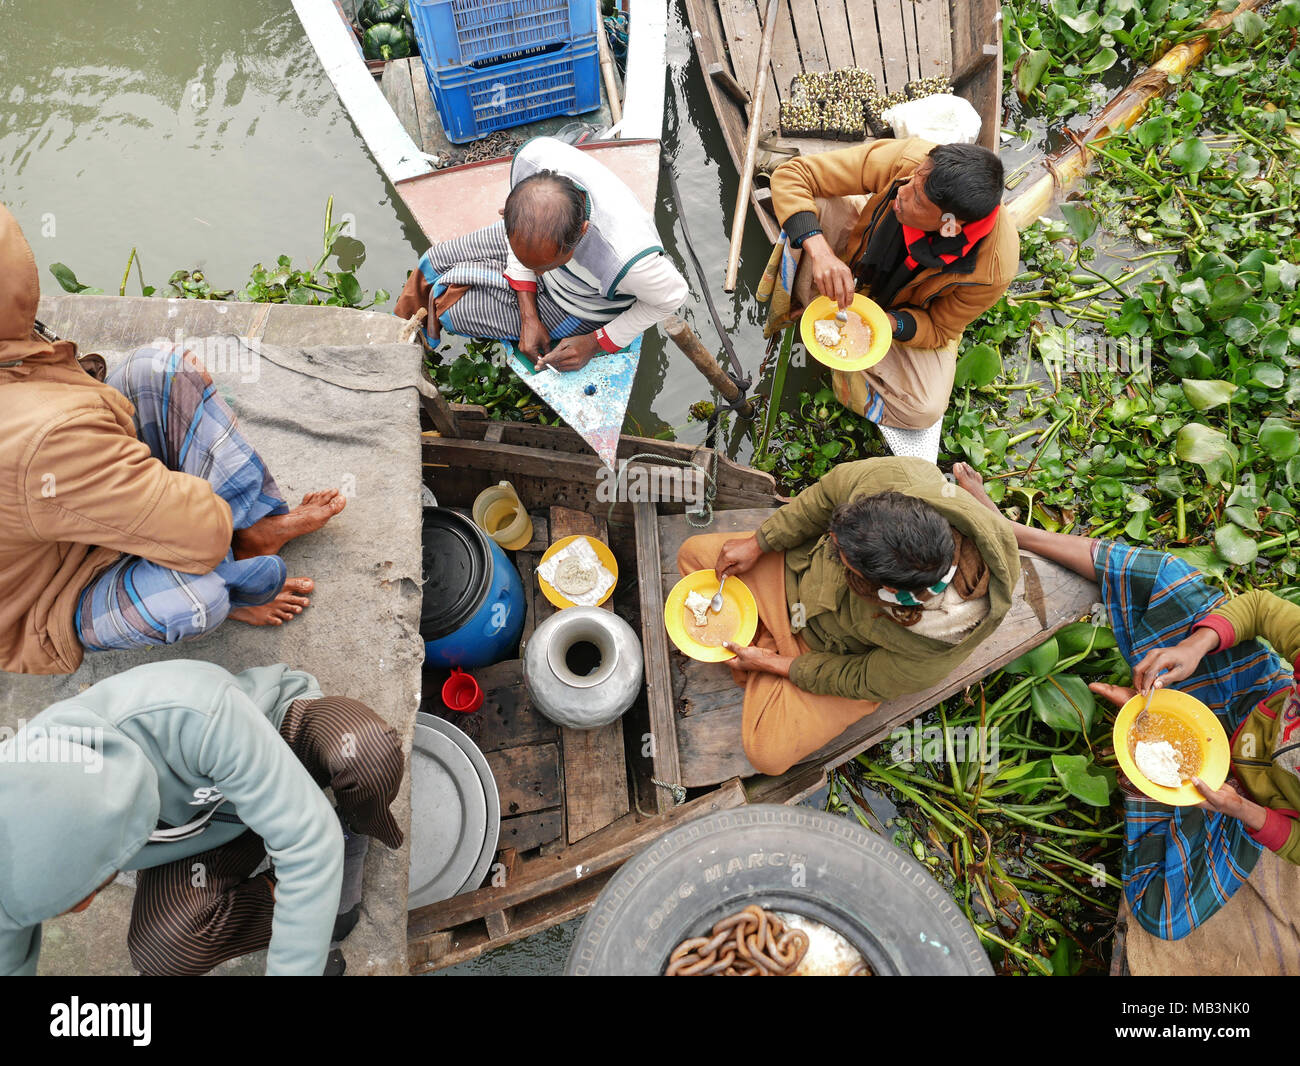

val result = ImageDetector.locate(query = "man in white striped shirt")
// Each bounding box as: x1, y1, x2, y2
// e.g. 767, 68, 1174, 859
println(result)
395, 137, 688, 372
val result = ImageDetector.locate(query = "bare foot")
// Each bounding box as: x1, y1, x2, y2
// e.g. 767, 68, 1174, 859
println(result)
952, 463, 1001, 515
228, 577, 314, 627
232, 491, 346, 560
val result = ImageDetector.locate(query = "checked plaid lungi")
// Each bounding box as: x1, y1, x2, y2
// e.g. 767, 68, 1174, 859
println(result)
74, 347, 289, 653
1094, 539, 1292, 939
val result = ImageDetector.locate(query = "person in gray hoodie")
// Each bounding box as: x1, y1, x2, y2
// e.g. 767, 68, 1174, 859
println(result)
0, 659, 403, 976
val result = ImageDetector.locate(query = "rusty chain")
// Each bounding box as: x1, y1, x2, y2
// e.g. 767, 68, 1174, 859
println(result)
665, 904, 811, 976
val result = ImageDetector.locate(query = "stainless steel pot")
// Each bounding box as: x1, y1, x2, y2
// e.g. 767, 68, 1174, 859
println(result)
522, 607, 643, 730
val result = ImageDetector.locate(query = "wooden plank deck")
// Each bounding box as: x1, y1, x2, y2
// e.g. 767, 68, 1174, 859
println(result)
655, 510, 1101, 790
543, 507, 631, 844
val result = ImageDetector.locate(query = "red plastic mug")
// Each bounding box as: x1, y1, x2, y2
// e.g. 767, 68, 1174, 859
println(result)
442, 668, 484, 713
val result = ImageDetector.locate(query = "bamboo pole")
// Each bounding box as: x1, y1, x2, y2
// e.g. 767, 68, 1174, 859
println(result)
723, 0, 779, 293
597, 16, 623, 126
663, 315, 755, 416
1004, 0, 1269, 231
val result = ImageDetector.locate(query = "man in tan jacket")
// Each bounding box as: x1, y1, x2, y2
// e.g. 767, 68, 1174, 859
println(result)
771, 137, 1018, 430
0, 204, 344, 675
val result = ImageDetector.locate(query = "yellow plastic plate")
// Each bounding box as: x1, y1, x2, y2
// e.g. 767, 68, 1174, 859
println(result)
538, 535, 618, 610
1112, 687, 1230, 806
664, 570, 759, 663
800, 293, 893, 372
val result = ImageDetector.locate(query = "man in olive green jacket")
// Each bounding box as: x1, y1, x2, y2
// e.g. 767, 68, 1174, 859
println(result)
677, 457, 1020, 775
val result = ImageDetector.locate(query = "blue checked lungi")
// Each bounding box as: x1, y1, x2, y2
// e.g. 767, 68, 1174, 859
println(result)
412, 222, 600, 347
1094, 539, 1292, 939
75, 347, 290, 652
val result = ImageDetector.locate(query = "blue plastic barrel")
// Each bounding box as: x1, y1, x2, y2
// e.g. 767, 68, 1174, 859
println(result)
421, 508, 525, 669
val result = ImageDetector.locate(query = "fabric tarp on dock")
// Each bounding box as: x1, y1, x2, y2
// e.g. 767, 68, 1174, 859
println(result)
0, 297, 425, 975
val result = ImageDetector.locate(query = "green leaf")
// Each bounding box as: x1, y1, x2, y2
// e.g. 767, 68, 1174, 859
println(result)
1051, 754, 1112, 806
1214, 524, 1259, 566
334, 271, 362, 306
1060, 202, 1100, 242
1007, 637, 1060, 677
954, 343, 1001, 388
1250, 360, 1286, 387
1207, 275, 1252, 319
1060, 10, 1102, 33
1223, 317, 1258, 344
1169, 137, 1211, 174
1054, 621, 1117, 656
1135, 115, 1173, 149
1170, 545, 1230, 579
1232, 9, 1266, 42
1154, 467, 1187, 497
1079, 47, 1118, 75
49, 262, 100, 295
1014, 48, 1052, 99
1031, 675, 1097, 734
1258, 417, 1300, 461
1001, 758, 1056, 801
1175, 422, 1237, 480
1180, 378, 1237, 411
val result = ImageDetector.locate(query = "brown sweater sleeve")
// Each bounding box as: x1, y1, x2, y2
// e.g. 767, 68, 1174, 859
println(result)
24, 404, 233, 573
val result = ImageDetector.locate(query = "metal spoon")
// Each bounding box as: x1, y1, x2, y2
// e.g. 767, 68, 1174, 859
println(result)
834, 309, 848, 323
709, 574, 728, 614
1133, 667, 1169, 732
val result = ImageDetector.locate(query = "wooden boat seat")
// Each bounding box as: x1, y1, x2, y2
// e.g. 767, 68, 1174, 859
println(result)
658, 510, 1102, 789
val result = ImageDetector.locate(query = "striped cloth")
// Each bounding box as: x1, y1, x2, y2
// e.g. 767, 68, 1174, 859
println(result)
127, 696, 404, 976
75, 347, 289, 652
414, 221, 603, 345
1094, 539, 1292, 940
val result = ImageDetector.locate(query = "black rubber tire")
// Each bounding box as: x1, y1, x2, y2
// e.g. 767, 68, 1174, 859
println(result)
567, 804, 992, 976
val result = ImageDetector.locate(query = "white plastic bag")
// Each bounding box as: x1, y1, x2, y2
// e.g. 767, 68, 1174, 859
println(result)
881, 94, 982, 145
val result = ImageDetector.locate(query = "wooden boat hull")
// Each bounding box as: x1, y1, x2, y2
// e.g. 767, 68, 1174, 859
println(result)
411, 410, 1100, 972
683, 0, 1005, 245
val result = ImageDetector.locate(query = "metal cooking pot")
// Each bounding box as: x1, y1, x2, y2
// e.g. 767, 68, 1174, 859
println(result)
523, 607, 643, 730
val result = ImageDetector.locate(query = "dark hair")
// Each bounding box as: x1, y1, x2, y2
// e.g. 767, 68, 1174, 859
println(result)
503, 171, 588, 253
924, 143, 1004, 222
830, 492, 954, 590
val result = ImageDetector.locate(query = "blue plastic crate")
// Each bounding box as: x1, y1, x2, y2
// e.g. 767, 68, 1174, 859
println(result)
424, 36, 601, 143
412, 0, 597, 70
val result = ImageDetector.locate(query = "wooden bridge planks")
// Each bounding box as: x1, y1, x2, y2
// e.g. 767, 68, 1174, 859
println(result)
842, 0, 889, 89
912, 0, 953, 79
871, 0, 914, 93
813, 0, 857, 69
787, 0, 831, 72
547, 506, 631, 844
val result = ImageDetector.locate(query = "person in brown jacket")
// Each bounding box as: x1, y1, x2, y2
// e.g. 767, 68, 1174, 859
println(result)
771, 137, 1018, 430
0, 203, 345, 675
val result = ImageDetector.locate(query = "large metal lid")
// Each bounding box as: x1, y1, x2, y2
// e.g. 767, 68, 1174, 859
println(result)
418, 712, 500, 896
420, 507, 490, 640
407, 721, 488, 909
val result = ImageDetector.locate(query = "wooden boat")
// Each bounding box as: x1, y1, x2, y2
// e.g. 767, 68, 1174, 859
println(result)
408, 394, 1100, 971
292, 0, 668, 238
683, 0, 1005, 244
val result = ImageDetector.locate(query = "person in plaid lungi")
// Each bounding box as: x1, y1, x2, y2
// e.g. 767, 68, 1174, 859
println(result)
953, 463, 1294, 942
2, 201, 347, 674
72, 346, 346, 655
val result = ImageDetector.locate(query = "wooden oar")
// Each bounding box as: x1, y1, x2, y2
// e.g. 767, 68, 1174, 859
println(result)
723, 0, 779, 293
